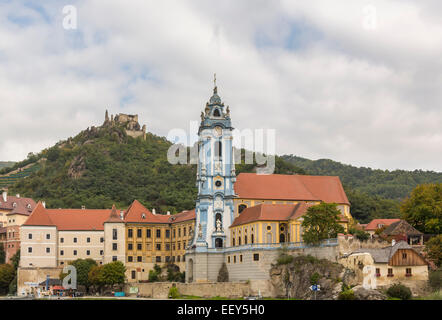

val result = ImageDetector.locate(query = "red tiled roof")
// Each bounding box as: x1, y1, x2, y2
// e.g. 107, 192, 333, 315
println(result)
106, 204, 123, 223
23, 202, 55, 227
364, 219, 401, 231
23, 202, 114, 231
169, 209, 196, 224
0, 194, 36, 215
230, 203, 313, 228
234, 173, 350, 205
124, 200, 170, 224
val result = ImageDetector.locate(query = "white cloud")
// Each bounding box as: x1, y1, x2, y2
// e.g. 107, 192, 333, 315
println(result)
0, 0, 441, 171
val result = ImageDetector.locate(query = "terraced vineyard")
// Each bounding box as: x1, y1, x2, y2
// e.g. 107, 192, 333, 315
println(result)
0, 164, 40, 188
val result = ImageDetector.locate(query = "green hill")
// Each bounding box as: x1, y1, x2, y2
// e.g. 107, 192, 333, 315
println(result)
6, 124, 304, 213
282, 155, 442, 223
282, 155, 442, 199
5, 125, 441, 223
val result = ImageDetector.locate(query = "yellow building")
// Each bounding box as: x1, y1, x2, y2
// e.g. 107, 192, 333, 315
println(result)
233, 173, 352, 220
228, 173, 353, 246
123, 200, 195, 282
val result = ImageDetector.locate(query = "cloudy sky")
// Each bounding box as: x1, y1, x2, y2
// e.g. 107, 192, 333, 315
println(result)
0, 0, 441, 171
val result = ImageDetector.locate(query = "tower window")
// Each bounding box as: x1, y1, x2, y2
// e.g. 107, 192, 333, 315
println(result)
215, 141, 222, 158
215, 180, 222, 187
213, 109, 221, 117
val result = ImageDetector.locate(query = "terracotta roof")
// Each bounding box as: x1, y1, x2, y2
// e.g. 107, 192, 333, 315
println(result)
106, 204, 123, 223
168, 209, 196, 224
230, 203, 313, 228
364, 219, 401, 231
23, 202, 113, 231
382, 220, 423, 236
124, 200, 170, 224
0, 194, 36, 215
234, 173, 350, 205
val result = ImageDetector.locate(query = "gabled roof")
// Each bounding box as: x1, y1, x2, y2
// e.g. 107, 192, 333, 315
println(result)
0, 194, 36, 215
105, 204, 123, 223
168, 209, 196, 224
234, 173, 350, 205
23, 202, 55, 227
350, 241, 426, 264
23, 202, 113, 231
382, 220, 423, 236
230, 203, 313, 228
364, 219, 401, 231
124, 200, 170, 224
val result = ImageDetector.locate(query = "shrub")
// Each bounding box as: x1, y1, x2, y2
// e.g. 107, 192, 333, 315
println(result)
277, 254, 294, 265
168, 286, 180, 299
386, 283, 412, 300
310, 272, 320, 285
429, 268, 442, 291
217, 263, 229, 282
338, 289, 355, 300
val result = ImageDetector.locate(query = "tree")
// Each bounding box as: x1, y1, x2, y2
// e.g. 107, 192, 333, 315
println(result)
425, 235, 442, 268
217, 263, 229, 282
0, 245, 5, 264
301, 203, 345, 245
401, 183, 442, 234
88, 265, 105, 294
60, 259, 97, 293
10, 250, 20, 271
0, 264, 15, 295
101, 261, 126, 288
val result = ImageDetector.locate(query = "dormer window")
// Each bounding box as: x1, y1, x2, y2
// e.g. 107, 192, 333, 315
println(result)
27, 204, 31, 209
12, 202, 17, 208
141, 213, 146, 219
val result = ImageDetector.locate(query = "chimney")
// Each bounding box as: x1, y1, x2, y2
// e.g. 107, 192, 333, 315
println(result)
152, 208, 156, 215
392, 239, 396, 247
120, 210, 124, 220
2, 191, 6, 202
42, 201, 46, 208
81, 205, 86, 210
16, 194, 20, 198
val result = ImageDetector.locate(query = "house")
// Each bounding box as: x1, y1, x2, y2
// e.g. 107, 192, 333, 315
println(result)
0, 191, 36, 263
364, 219, 401, 237
339, 240, 429, 293
381, 220, 424, 245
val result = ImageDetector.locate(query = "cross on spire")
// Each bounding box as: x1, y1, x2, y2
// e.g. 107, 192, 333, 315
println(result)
214, 73, 217, 87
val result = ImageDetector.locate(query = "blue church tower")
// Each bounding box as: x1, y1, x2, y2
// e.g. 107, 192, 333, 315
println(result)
192, 79, 236, 251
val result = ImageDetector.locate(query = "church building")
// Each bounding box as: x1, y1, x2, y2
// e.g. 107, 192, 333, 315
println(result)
185, 82, 353, 283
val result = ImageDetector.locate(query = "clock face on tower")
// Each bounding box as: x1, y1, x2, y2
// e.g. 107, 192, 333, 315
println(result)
213, 126, 222, 137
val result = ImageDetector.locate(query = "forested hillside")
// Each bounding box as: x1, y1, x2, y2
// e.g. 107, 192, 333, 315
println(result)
7, 125, 304, 214
282, 155, 442, 223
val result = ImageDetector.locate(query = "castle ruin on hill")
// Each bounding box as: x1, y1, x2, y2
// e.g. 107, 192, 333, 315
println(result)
103, 110, 147, 140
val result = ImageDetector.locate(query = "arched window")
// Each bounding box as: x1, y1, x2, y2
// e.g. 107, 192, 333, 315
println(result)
213, 109, 221, 117
215, 213, 222, 223
232, 238, 235, 246
238, 204, 247, 214
279, 234, 285, 243
215, 238, 223, 248
238, 237, 241, 246
244, 235, 248, 245
215, 141, 222, 158
251, 234, 254, 244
